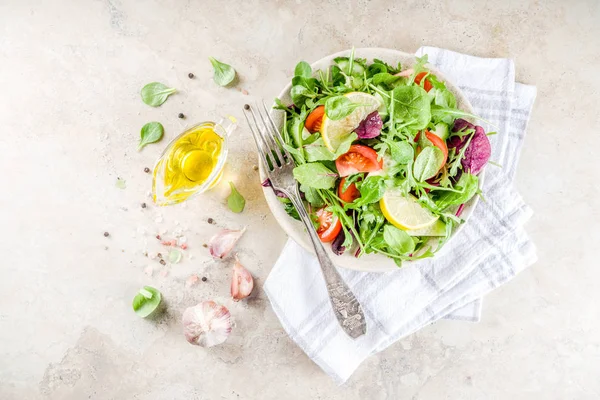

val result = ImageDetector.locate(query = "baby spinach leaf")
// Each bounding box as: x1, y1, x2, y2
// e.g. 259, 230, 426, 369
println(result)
434, 173, 479, 211
391, 86, 431, 129
383, 225, 415, 255
292, 162, 337, 189
138, 122, 164, 150
353, 176, 386, 206
294, 61, 312, 78
434, 88, 457, 109
304, 133, 357, 162
372, 73, 402, 86
140, 82, 177, 107
227, 181, 246, 213
386, 140, 414, 164
413, 146, 444, 182
300, 184, 324, 207
324, 96, 362, 120
209, 57, 236, 86
291, 85, 315, 107
132, 286, 162, 318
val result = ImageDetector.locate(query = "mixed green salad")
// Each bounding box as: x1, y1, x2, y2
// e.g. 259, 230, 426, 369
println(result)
267, 52, 492, 266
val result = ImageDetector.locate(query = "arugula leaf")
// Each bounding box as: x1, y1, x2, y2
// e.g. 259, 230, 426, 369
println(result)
413, 146, 444, 182
292, 162, 337, 189
132, 286, 162, 318
434, 173, 479, 211
342, 173, 364, 191
209, 57, 236, 86
372, 73, 402, 86
294, 61, 312, 78
140, 82, 176, 107
391, 86, 431, 130
227, 182, 246, 213
324, 96, 362, 120
291, 85, 315, 106
138, 122, 164, 150
279, 197, 300, 220
383, 225, 416, 255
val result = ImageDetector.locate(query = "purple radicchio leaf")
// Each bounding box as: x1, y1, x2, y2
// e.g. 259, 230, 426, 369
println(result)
261, 178, 288, 198
448, 118, 476, 150
354, 111, 382, 139
461, 125, 491, 175
331, 229, 346, 255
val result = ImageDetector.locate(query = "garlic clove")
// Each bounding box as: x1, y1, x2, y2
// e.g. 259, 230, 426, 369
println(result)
208, 227, 246, 259
231, 256, 254, 301
182, 301, 232, 347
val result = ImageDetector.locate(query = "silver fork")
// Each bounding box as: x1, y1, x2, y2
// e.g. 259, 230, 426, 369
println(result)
243, 101, 367, 339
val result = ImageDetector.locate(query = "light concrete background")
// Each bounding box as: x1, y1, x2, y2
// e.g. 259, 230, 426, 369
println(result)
1, 0, 598, 399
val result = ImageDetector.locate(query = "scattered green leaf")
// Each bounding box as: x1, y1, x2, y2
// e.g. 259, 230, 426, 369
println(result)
140, 82, 176, 107
227, 181, 246, 213
209, 57, 236, 86
138, 121, 164, 150
132, 286, 161, 318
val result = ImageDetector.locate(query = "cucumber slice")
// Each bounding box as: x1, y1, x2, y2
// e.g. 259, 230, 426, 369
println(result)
430, 122, 449, 141
334, 58, 365, 77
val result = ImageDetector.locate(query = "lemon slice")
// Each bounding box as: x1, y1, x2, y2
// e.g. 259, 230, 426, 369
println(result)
380, 190, 439, 230
406, 219, 446, 237
321, 92, 381, 151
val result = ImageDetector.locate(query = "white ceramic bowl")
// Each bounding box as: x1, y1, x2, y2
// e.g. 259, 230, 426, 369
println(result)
260, 48, 483, 272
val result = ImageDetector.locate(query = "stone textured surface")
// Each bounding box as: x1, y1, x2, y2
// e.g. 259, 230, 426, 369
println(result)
1, 0, 599, 399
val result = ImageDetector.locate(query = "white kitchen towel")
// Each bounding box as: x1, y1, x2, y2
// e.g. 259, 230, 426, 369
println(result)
264, 47, 537, 384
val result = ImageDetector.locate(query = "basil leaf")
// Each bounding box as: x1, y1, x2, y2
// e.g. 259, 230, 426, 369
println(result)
138, 122, 164, 150
140, 82, 176, 107
300, 184, 324, 207
383, 225, 415, 255
353, 175, 386, 206
292, 162, 337, 189
294, 61, 312, 78
413, 146, 444, 182
209, 57, 236, 86
391, 86, 431, 129
324, 96, 362, 120
434, 174, 479, 211
387, 140, 414, 164
227, 181, 246, 213
132, 286, 162, 318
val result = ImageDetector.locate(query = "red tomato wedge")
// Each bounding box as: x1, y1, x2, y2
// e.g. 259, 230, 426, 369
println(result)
335, 145, 383, 177
415, 72, 433, 92
338, 177, 361, 203
304, 105, 325, 133
315, 208, 342, 242
424, 130, 448, 173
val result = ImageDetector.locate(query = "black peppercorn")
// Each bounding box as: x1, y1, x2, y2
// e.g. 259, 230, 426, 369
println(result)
243, 104, 250, 110
201, 277, 207, 282
141, 203, 147, 208
144, 167, 150, 173
188, 73, 194, 79
178, 113, 184, 119
207, 218, 215, 224
103, 232, 109, 237
159, 259, 166, 265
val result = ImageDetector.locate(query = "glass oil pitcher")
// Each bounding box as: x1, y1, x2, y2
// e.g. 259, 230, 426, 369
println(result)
152, 117, 237, 206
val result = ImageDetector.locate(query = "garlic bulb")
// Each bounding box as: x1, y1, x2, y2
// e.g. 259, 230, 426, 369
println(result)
182, 301, 232, 347
231, 256, 254, 301
208, 227, 246, 259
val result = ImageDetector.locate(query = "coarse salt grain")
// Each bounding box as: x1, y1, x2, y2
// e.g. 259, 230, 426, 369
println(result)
144, 266, 154, 276
160, 269, 169, 277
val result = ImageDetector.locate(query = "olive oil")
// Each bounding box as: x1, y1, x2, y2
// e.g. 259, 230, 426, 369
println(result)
152, 121, 234, 206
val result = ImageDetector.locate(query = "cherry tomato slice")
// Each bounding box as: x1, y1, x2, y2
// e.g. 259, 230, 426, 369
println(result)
415, 72, 433, 92
335, 145, 383, 177
338, 177, 361, 203
424, 130, 448, 165
316, 208, 342, 242
304, 105, 325, 133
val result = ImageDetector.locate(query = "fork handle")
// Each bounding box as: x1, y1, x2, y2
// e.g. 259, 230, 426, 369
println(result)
286, 187, 367, 339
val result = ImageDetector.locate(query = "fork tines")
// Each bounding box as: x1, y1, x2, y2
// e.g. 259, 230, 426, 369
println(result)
243, 102, 292, 170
